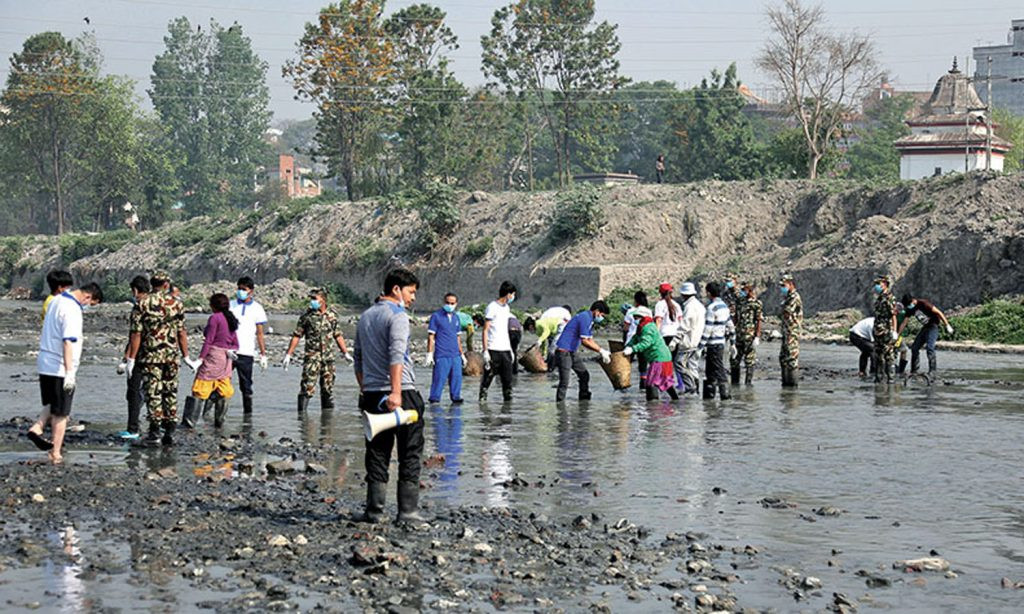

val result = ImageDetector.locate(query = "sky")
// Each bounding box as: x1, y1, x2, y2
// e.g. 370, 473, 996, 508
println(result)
1, 0, 1021, 122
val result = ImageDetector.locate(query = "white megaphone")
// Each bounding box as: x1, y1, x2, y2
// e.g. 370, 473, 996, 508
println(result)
363, 406, 419, 441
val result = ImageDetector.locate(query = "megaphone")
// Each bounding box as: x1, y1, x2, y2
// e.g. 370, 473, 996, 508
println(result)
363, 408, 419, 441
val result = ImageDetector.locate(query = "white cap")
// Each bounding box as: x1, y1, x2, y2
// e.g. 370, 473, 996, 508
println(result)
679, 282, 697, 296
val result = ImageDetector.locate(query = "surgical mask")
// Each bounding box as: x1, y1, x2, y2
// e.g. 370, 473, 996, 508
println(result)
738, 290, 748, 298
507, 294, 516, 304
443, 304, 456, 313
905, 303, 915, 312
236, 289, 249, 301
725, 281, 734, 289
873, 284, 883, 294
310, 299, 321, 310
780, 286, 789, 297
130, 296, 138, 305
82, 305, 92, 313
595, 315, 605, 323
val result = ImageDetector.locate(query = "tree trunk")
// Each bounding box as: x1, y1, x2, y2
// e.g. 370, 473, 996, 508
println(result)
808, 153, 820, 180
52, 136, 64, 235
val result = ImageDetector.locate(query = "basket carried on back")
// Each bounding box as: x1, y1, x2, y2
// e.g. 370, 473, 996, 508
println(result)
518, 343, 548, 374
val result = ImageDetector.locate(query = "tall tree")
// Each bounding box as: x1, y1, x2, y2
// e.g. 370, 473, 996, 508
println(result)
612, 81, 683, 180
481, 0, 627, 187
284, 1, 395, 202
993, 108, 1024, 173
844, 93, 915, 181
756, 0, 880, 179
150, 18, 270, 215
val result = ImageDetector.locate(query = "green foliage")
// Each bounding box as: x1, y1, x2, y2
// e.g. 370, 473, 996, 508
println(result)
413, 182, 460, 236
993, 108, 1024, 173
57, 229, 137, 262
845, 94, 915, 181
464, 236, 494, 259
325, 281, 371, 307
613, 81, 685, 180
0, 236, 25, 287
548, 184, 605, 244
352, 237, 389, 268
768, 127, 841, 179
166, 218, 239, 248
948, 300, 1024, 345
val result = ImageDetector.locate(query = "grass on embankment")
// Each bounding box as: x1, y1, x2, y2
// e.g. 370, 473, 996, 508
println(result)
947, 300, 1024, 346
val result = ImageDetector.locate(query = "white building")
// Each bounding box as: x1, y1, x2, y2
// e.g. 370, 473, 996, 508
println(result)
973, 18, 1024, 117
894, 60, 1012, 180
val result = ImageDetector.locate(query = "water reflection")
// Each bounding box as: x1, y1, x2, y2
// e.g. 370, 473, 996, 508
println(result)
430, 404, 463, 491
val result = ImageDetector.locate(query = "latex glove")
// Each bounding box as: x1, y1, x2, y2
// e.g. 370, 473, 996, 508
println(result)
63, 371, 76, 392
622, 346, 634, 357
753, 337, 760, 347
116, 360, 127, 375
226, 349, 239, 362
599, 349, 612, 364
668, 339, 679, 352
890, 330, 898, 341
945, 324, 954, 335
282, 354, 292, 371
344, 351, 355, 364
729, 344, 738, 360
483, 351, 491, 368
125, 358, 135, 379
461, 354, 467, 367
184, 356, 202, 372
258, 354, 268, 371
425, 351, 435, 367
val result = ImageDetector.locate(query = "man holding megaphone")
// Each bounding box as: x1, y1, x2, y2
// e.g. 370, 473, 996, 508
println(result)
353, 269, 427, 524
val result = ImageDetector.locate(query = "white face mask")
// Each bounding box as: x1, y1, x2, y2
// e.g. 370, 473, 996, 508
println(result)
507, 293, 516, 304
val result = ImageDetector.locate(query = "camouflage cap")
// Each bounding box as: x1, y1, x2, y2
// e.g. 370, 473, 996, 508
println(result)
308, 287, 325, 297
874, 274, 893, 285
779, 273, 794, 284
151, 270, 171, 283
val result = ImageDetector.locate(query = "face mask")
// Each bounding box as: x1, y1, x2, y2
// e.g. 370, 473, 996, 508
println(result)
738, 290, 748, 298
507, 294, 516, 304
310, 300, 321, 310
873, 284, 883, 294
237, 289, 249, 301
82, 305, 92, 313
780, 287, 789, 297
725, 281, 734, 289
130, 296, 138, 305
595, 315, 605, 323
443, 304, 456, 313
906, 303, 915, 312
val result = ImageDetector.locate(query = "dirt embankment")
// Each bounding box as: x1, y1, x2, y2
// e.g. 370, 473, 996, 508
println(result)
2, 172, 1023, 315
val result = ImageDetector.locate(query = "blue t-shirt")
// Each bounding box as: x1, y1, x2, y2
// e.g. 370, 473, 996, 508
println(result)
428, 309, 463, 358
556, 311, 594, 353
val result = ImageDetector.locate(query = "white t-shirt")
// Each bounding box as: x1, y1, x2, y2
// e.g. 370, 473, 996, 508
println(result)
484, 300, 512, 351
850, 317, 875, 341
230, 298, 268, 357
38, 292, 84, 377
624, 307, 640, 345
540, 306, 571, 323
654, 298, 681, 338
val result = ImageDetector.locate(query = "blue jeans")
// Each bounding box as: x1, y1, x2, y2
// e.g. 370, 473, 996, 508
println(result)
429, 356, 463, 402
911, 323, 939, 373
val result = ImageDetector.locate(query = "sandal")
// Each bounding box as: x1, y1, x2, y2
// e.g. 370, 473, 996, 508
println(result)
27, 430, 53, 451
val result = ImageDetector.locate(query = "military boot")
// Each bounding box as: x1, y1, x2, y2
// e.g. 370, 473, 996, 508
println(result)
702, 380, 715, 399
744, 368, 754, 386
180, 397, 199, 429
242, 394, 253, 415
360, 482, 387, 523
161, 421, 175, 446
730, 365, 741, 385
297, 394, 310, 414
320, 390, 335, 411
213, 398, 229, 428
396, 481, 430, 525
718, 382, 732, 400
143, 422, 161, 447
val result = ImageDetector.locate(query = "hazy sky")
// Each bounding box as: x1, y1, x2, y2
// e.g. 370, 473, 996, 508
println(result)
1, 0, 1020, 121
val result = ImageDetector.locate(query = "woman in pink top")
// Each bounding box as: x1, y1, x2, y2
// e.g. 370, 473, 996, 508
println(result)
181, 293, 239, 429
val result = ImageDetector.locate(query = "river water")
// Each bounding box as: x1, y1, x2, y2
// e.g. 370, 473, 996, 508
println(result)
1, 306, 1023, 611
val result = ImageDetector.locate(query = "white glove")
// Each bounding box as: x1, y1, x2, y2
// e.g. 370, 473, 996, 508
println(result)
483, 352, 491, 368
125, 358, 135, 378
259, 354, 268, 371
344, 351, 354, 364
753, 337, 760, 347
461, 354, 467, 367
282, 354, 292, 371
116, 360, 127, 375
425, 351, 435, 367
668, 339, 679, 352
729, 344, 738, 360
226, 349, 239, 362
184, 356, 202, 372
622, 346, 634, 357
891, 330, 898, 341
599, 349, 612, 364
63, 371, 76, 392
945, 324, 954, 335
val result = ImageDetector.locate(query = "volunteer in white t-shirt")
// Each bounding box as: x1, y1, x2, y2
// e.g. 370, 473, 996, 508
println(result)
849, 316, 875, 377
229, 276, 269, 415
479, 280, 517, 402
654, 282, 682, 342
27, 283, 104, 464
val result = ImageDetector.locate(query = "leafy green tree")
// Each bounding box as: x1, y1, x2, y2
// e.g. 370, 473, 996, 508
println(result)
151, 18, 270, 215
613, 81, 684, 180
993, 108, 1024, 173
844, 94, 915, 181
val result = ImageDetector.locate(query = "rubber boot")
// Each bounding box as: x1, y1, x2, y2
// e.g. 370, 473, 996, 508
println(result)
360, 482, 387, 523
702, 380, 715, 399
782, 367, 798, 388
213, 398, 228, 428
730, 365, 741, 385
897, 358, 907, 376
242, 394, 253, 416
180, 396, 199, 429
645, 386, 659, 401
297, 394, 310, 414
927, 355, 937, 382
320, 390, 335, 411
201, 399, 213, 422
789, 367, 799, 388
667, 387, 679, 400
718, 382, 732, 400
396, 481, 430, 525
144, 422, 161, 447
745, 368, 754, 386
161, 421, 175, 446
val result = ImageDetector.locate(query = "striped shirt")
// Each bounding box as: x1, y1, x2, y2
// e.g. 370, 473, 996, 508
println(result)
699, 298, 735, 348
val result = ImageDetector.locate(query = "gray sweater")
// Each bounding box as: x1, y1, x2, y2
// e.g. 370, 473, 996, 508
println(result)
353, 300, 416, 392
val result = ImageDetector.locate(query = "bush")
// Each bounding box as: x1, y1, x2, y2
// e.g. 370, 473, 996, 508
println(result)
464, 236, 493, 259
548, 184, 605, 245
413, 182, 460, 237
352, 237, 389, 268
948, 300, 1024, 345
58, 229, 137, 262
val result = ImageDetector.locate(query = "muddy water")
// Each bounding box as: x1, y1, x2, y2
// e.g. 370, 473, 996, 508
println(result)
1, 334, 1023, 611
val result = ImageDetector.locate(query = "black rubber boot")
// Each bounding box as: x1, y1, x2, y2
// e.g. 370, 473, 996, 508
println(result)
242, 394, 253, 415
396, 481, 430, 525
213, 398, 228, 428
927, 355, 937, 380
201, 399, 213, 422
782, 367, 797, 388
161, 422, 175, 446
745, 368, 754, 386
144, 422, 161, 447
578, 390, 592, 401
180, 396, 199, 429
667, 387, 679, 400
297, 394, 310, 414
320, 390, 334, 411
897, 358, 908, 375
360, 482, 387, 523
789, 367, 799, 388
645, 386, 659, 401
702, 380, 715, 399
718, 383, 732, 400
502, 388, 513, 403
730, 365, 741, 385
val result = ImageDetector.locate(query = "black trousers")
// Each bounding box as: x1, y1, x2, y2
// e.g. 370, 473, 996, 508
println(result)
125, 363, 145, 433
509, 330, 522, 373
704, 345, 727, 384
234, 354, 254, 397
556, 350, 590, 401
849, 332, 875, 374
361, 390, 425, 484
480, 350, 514, 397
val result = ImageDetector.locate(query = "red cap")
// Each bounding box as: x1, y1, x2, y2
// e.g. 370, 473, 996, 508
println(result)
658, 282, 673, 293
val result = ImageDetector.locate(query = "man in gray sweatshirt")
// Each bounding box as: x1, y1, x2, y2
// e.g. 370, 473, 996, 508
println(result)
353, 268, 426, 524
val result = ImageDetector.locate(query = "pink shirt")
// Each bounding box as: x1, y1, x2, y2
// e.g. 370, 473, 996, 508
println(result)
199, 312, 239, 360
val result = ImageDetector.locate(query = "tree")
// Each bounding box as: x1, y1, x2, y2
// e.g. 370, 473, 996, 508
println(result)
613, 81, 684, 180
284, 1, 395, 202
481, 0, 628, 187
757, 0, 880, 179
151, 18, 270, 215
993, 108, 1024, 173
844, 93, 915, 181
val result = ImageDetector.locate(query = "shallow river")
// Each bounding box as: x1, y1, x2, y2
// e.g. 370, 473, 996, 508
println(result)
1, 317, 1023, 611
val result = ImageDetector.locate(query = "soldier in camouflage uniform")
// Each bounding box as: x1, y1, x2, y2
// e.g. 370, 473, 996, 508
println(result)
283, 288, 353, 412
871, 275, 899, 384
127, 271, 195, 445
733, 281, 764, 386
778, 274, 803, 388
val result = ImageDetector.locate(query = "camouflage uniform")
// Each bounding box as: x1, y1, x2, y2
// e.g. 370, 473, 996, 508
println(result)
132, 286, 185, 428
872, 278, 898, 383
293, 308, 342, 400
734, 291, 763, 384
779, 280, 803, 385
722, 274, 742, 381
